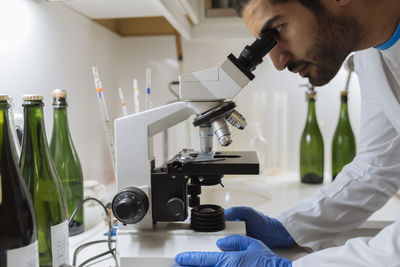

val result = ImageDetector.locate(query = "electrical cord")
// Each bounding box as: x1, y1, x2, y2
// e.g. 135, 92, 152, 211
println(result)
69, 197, 118, 267
72, 239, 115, 266
78, 248, 116, 267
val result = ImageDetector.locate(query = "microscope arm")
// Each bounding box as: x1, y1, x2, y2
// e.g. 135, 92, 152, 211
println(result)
115, 101, 221, 229
115, 101, 219, 190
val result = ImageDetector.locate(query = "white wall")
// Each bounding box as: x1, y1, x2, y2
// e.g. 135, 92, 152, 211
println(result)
0, 0, 184, 183
115, 35, 182, 166
0, 0, 361, 183
0, 0, 121, 183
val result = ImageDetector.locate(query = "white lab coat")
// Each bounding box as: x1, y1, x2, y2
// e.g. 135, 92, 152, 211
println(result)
277, 38, 400, 266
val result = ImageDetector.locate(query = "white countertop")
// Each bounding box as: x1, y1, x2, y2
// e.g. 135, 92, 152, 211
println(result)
70, 172, 400, 266
218, 172, 400, 221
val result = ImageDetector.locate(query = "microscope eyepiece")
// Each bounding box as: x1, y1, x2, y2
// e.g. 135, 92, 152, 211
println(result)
228, 29, 277, 80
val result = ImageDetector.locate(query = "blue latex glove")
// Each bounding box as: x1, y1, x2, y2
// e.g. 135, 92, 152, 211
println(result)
225, 207, 294, 249
175, 234, 292, 267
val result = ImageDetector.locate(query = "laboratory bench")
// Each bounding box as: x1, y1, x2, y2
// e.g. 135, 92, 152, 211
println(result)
71, 172, 400, 266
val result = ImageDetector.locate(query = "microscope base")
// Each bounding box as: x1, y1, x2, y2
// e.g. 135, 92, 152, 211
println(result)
116, 221, 245, 267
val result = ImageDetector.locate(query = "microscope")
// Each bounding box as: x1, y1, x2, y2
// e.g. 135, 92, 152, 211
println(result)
111, 30, 277, 266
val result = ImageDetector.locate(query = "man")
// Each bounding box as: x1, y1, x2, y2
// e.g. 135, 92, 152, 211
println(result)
175, 0, 400, 266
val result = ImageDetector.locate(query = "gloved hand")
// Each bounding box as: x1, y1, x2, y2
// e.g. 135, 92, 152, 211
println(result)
175, 234, 292, 267
225, 207, 294, 249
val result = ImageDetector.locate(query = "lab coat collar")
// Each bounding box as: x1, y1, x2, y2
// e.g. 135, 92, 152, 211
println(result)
374, 22, 400, 50
380, 36, 400, 70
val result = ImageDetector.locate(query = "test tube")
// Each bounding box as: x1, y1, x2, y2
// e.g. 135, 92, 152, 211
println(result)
133, 79, 140, 114
118, 88, 128, 116
91, 66, 116, 177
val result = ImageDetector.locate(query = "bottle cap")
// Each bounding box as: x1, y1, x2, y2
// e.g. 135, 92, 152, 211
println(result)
340, 90, 348, 96
301, 83, 316, 101
52, 89, 68, 107
52, 89, 67, 99
23, 94, 43, 101
305, 91, 317, 101
0, 95, 9, 101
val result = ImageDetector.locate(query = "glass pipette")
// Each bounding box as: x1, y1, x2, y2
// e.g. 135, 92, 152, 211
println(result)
118, 88, 128, 116
133, 79, 140, 114
146, 68, 152, 110
92, 66, 116, 178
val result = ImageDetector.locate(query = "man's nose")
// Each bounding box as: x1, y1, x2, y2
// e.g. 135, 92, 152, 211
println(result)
269, 46, 290, 71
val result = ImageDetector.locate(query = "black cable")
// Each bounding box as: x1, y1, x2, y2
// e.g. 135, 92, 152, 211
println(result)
69, 197, 118, 267
72, 239, 115, 266
78, 248, 116, 267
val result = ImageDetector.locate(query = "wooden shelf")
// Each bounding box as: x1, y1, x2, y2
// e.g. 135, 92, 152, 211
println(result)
93, 16, 176, 37
205, 8, 236, 17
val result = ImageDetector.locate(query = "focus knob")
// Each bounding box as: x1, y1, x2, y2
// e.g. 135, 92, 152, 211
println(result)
166, 198, 185, 217
112, 187, 149, 225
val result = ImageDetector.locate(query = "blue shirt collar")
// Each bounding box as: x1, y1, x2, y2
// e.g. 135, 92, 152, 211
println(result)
374, 22, 400, 50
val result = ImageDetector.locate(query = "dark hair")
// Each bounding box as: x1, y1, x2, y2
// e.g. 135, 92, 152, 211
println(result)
230, 0, 324, 17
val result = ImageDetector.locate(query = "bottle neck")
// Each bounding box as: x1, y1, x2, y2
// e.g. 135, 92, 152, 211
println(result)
339, 96, 350, 121
0, 101, 15, 163
52, 107, 71, 141
22, 101, 49, 152
0, 101, 10, 145
306, 99, 318, 123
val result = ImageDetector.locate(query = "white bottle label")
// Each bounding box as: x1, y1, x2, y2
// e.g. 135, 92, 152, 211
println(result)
51, 220, 70, 267
7, 240, 39, 267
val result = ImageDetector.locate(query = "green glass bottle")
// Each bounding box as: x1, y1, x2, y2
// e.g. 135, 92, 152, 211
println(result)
50, 89, 84, 236
300, 89, 324, 184
19, 95, 69, 267
0, 95, 39, 267
331, 91, 356, 181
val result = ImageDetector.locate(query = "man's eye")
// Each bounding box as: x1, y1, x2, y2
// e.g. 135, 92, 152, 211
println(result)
274, 25, 282, 33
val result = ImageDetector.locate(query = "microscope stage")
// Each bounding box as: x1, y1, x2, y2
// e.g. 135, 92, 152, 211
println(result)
167, 151, 259, 176
116, 221, 245, 267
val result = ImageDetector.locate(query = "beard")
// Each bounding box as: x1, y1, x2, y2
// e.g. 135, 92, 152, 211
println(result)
292, 13, 364, 86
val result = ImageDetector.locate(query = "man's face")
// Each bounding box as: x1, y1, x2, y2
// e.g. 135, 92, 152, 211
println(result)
242, 0, 362, 86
